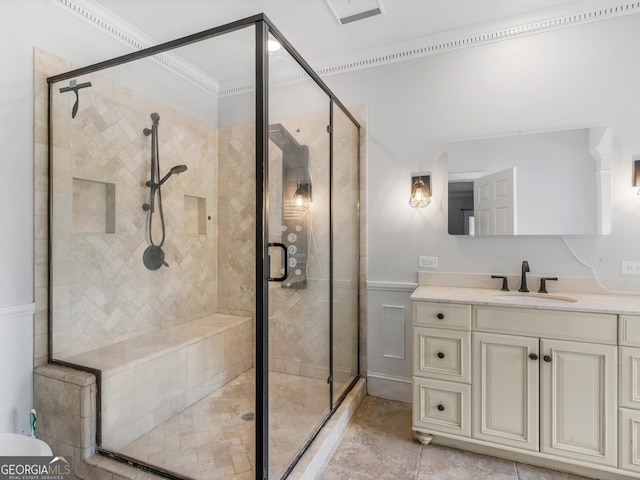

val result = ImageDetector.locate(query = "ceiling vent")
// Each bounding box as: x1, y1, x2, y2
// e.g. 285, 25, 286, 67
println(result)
324, 0, 384, 25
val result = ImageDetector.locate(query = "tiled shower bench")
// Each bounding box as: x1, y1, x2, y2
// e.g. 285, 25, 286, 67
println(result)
41, 313, 252, 450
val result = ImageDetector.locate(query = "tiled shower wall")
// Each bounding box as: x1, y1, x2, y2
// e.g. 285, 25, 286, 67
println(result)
218, 109, 361, 380
37, 49, 219, 360
35, 48, 367, 378
216, 123, 256, 319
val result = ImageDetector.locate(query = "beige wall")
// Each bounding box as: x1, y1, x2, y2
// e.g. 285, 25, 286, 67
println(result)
36, 49, 364, 382
36, 49, 218, 361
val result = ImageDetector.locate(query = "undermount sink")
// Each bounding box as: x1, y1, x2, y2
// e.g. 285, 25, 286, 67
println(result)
492, 293, 578, 303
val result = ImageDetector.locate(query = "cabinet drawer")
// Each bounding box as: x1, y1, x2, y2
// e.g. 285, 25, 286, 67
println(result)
473, 306, 617, 344
414, 302, 471, 330
620, 346, 640, 409
620, 408, 640, 473
414, 327, 471, 383
413, 377, 471, 437
620, 315, 640, 347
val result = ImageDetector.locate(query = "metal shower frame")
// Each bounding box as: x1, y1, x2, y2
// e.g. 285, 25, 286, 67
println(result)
47, 13, 361, 480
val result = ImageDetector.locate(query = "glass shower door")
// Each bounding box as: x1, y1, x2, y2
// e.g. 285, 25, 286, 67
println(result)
267, 33, 332, 478
331, 102, 360, 405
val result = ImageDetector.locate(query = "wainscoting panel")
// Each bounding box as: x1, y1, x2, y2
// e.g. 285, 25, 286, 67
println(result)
382, 305, 406, 359
366, 282, 416, 402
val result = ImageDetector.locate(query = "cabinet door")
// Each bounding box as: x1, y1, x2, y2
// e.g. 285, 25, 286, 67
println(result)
472, 332, 539, 451
620, 346, 640, 409
540, 339, 617, 466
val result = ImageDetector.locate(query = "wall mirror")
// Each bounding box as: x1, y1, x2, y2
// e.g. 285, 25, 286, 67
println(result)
447, 126, 611, 236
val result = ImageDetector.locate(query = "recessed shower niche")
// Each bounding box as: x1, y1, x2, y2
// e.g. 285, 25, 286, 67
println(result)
184, 194, 207, 236
71, 177, 116, 234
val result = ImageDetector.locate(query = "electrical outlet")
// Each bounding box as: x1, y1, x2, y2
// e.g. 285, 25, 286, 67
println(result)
419, 256, 438, 268
621, 261, 640, 275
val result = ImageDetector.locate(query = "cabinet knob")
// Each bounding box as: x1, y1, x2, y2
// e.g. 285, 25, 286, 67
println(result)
436, 313, 445, 320
543, 355, 552, 363
437, 352, 445, 359
437, 403, 445, 411
529, 353, 539, 360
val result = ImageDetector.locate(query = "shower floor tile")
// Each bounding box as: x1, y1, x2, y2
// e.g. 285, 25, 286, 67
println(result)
119, 369, 329, 480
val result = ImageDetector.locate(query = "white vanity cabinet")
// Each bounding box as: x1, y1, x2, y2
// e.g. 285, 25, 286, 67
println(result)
412, 298, 625, 476
619, 315, 640, 473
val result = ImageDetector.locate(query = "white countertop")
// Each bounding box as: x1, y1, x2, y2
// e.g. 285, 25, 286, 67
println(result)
411, 285, 640, 315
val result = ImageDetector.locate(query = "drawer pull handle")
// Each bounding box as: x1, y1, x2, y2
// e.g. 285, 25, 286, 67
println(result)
437, 404, 445, 412
437, 352, 445, 359
529, 353, 538, 360
436, 313, 445, 320
543, 355, 552, 363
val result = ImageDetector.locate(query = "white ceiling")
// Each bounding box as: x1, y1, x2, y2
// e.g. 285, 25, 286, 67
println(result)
60, 0, 636, 98
92, 0, 622, 69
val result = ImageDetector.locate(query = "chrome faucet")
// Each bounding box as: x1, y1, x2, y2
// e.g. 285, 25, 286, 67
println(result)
519, 260, 530, 292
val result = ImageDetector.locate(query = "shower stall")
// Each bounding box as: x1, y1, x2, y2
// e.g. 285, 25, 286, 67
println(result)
46, 14, 360, 480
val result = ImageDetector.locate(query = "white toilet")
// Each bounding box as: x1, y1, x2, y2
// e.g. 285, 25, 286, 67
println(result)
0, 433, 52, 456
1, 305, 50, 455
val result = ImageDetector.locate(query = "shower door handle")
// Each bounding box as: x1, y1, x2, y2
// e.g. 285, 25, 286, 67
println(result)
267, 242, 289, 282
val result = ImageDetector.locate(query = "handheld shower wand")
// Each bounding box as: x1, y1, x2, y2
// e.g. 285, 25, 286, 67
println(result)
141, 113, 188, 270
159, 164, 188, 186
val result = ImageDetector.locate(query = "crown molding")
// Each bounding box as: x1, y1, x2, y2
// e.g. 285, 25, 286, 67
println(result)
220, 0, 640, 95
50, 0, 640, 97
48, 0, 220, 95
310, 0, 640, 78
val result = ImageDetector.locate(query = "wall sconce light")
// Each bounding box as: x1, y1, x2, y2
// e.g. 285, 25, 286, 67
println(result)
409, 174, 431, 208
293, 181, 312, 211
634, 160, 640, 196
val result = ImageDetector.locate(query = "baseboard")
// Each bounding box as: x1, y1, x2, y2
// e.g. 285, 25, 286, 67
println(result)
366, 372, 412, 403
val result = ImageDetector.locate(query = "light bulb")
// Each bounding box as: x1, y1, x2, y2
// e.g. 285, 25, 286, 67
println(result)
292, 182, 311, 212
409, 177, 431, 208
268, 40, 281, 52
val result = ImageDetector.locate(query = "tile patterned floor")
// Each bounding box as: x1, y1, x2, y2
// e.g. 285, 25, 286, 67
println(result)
119, 369, 329, 480
320, 396, 592, 480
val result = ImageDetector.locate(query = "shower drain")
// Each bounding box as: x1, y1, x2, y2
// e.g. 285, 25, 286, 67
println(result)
241, 412, 255, 421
